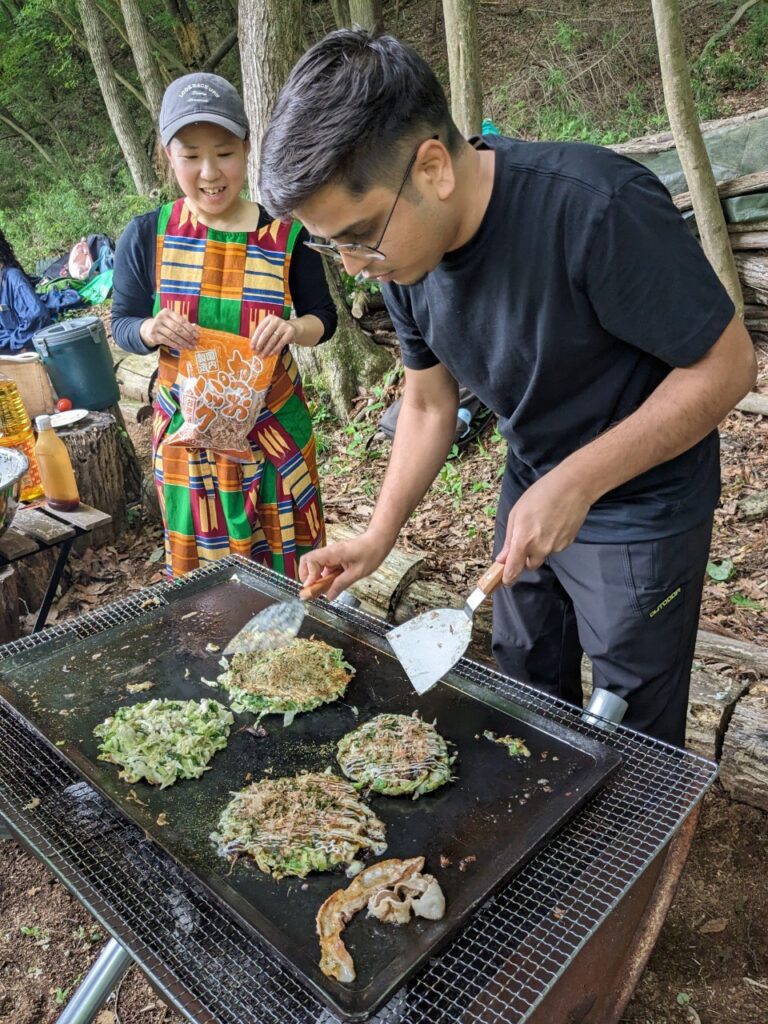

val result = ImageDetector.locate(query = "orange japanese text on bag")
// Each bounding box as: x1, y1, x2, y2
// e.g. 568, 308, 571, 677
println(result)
165, 326, 278, 462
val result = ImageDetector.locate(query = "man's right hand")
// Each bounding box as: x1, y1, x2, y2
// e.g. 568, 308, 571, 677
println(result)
299, 531, 392, 602
140, 309, 199, 351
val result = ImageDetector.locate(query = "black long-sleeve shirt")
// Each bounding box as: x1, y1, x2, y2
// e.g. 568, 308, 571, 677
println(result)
111, 206, 337, 355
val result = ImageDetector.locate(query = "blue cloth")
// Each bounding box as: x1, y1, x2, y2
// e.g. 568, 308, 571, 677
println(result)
40, 286, 88, 316
383, 134, 735, 543
0, 267, 52, 351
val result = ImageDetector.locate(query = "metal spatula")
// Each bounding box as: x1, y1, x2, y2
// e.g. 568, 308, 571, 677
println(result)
387, 562, 505, 694
223, 568, 344, 656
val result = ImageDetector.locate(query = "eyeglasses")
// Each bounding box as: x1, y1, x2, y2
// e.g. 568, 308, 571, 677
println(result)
303, 136, 437, 264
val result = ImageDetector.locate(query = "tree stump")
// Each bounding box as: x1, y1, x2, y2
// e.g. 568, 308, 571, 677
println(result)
719, 684, 768, 811
58, 411, 135, 546
0, 566, 18, 644
105, 403, 142, 507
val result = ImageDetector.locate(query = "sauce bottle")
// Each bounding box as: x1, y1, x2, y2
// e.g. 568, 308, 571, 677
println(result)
0, 375, 44, 502
34, 415, 80, 512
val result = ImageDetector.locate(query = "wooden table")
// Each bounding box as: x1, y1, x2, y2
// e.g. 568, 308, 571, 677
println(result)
0, 503, 112, 632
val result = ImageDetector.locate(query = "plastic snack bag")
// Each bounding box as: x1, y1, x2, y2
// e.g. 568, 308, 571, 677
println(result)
165, 326, 279, 462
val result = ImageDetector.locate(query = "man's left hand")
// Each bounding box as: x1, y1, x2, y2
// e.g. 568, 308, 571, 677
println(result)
497, 466, 592, 585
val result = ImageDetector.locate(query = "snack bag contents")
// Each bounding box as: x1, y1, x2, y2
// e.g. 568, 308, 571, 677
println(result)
166, 326, 279, 461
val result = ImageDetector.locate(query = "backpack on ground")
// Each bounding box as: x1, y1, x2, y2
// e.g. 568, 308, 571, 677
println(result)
370, 386, 495, 452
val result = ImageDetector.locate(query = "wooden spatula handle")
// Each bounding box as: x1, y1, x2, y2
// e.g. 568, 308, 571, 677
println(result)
298, 566, 344, 601
475, 561, 505, 596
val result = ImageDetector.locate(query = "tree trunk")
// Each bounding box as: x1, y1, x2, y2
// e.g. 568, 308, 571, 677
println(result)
75, 0, 156, 194
239, 0, 390, 414
120, 0, 166, 120
442, 0, 483, 138
239, 0, 303, 200
650, 0, 744, 316
330, 0, 351, 27
164, 0, 206, 66
293, 265, 395, 421
348, 0, 383, 32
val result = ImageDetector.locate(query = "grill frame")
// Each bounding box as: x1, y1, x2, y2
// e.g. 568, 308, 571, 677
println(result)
0, 557, 718, 1024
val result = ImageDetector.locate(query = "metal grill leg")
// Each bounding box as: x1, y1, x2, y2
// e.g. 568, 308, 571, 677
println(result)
56, 938, 133, 1024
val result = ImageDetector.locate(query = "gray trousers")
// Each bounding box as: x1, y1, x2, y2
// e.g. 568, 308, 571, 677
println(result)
492, 471, 713, 747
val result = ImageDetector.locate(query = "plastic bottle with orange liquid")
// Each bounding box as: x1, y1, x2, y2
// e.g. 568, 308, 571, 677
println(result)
0, 375, 44, 502
34, 415, 80, 512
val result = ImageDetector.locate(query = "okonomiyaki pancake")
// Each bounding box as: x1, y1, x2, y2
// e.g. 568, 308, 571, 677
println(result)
217, 637, 354, 719
336, 712, 456, 799
210, 771, 387, 879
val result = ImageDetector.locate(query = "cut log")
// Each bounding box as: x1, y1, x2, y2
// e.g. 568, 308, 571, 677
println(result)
733, 252, 768, 299
728, 231, 768, 250
685, 667, 748, 760
735, 392, 768, 416
728, 220, 768, 234
58, 411, 131, 546
743, 284, 768, 307
745, 305, 768, 335
326, 523, 425, 617
719, 684, 768, 811
695, 629, 768, 675
673, 170, 768, 213
737, 490, 768, 520
114, 350, 158, 404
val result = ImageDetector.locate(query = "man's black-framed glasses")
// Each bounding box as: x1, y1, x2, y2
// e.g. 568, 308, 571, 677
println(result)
303, 137, 436, 264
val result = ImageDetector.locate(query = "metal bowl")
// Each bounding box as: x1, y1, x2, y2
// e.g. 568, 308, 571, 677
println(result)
0, 447, 29, 538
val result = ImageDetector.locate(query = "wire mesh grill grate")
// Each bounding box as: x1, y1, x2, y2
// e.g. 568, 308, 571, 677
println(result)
0, 556, 717, 1023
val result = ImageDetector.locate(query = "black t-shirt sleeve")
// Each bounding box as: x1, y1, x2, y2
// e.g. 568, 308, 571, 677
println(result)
584, 172, 735, 367
111, 210, 158, 355
288, 228, 337, 342
382, 284, 438, 370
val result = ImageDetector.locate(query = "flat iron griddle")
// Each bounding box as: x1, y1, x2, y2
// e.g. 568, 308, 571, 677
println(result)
0, 564, 621, 1020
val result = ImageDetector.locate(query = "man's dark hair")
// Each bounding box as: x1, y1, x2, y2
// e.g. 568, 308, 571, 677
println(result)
259, 29, 463, 219
0, 230, 23, 273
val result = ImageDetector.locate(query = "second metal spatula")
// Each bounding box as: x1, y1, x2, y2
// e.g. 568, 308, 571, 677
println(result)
387, 562, 505, 694
224, 568, 343, 655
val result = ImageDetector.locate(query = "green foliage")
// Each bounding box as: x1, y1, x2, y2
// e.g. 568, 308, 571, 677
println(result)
0, 166, 160, 267
691, 3, 768, 109
731, 593, 764, 611
552, 21, 585, 55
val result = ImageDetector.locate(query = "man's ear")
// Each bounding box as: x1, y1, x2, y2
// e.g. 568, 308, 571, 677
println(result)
416, 137, 456, 201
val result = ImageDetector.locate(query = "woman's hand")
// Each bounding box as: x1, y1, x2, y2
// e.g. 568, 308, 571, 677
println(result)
250, 314, 300, 357
140, 309, 199, 351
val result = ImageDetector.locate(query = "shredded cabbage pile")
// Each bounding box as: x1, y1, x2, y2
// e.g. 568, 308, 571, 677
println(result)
93, 697, 234, 788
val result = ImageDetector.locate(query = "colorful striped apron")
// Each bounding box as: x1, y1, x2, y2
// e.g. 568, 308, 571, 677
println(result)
151, 198, 324, 579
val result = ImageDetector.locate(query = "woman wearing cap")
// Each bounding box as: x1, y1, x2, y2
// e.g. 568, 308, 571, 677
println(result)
112, 73, 336, 578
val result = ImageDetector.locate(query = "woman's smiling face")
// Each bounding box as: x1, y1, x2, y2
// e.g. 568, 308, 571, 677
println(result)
167, 123, 248, 219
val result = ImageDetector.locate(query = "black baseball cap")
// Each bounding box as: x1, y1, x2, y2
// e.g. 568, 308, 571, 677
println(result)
159, 73, 249, 146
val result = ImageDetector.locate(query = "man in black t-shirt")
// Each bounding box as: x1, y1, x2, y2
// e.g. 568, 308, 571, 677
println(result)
259, 30, 756, 747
